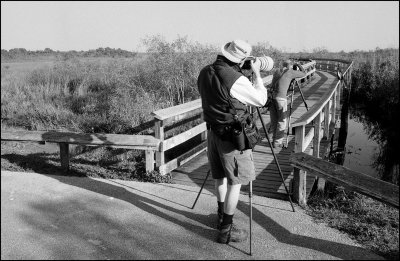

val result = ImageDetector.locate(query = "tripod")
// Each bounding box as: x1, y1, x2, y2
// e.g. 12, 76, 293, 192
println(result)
191, 106, 295, 255
191, 107, 296, 211
284, 78, 309, 148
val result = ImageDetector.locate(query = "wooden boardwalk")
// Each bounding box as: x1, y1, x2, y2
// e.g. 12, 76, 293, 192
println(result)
171, 71, 340, 200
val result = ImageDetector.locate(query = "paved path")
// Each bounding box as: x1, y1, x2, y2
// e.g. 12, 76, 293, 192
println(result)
1, 170, 383, 260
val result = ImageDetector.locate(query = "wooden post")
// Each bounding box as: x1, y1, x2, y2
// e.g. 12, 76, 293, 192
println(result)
313, 112, 322, 158
200, 112, 207, 142
331, 90, 337, 124
145, 150, 155, 172
337, 80, 341, 107
293, 125, 307, 207
323, 102, 330, 139
347, 68, 350, 88
313, 111, 326, 192
349, 66, 352, 88
154, 120, 165, 169
59, 142, 69, 172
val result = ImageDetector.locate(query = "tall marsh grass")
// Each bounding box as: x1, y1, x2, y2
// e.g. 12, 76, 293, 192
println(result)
350, 48, 399, 185
1, 43, 200, 132
2, 58, 152, 132
1, 36, 284, 134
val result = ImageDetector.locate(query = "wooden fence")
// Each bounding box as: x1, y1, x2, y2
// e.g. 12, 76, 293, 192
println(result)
0, 131, 160, 172
290, 152, 399, 208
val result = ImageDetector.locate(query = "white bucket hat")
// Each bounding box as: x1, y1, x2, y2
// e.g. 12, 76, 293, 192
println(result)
221, 39, 252, 63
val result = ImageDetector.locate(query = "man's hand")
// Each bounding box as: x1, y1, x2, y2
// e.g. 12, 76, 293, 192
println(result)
250, 59, 261, 78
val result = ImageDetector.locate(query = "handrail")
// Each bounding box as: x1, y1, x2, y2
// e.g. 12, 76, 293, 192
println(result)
1, 130, 161, 172
1, 130, 160, 149
294, 57, 352, 64
152, 99, 202, 125
292, 79, 338, 128
290, 152, 399, 208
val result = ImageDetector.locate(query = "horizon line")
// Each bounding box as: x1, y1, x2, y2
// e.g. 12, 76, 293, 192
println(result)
2, 46, 399, 54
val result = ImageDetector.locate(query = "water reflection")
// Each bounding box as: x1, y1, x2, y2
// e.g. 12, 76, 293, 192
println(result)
343, 112, 380, 178
347, 103, 399, 185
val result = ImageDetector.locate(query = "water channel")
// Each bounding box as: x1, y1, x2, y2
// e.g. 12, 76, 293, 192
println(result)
342, 103, 399, 185
343, 108, 380, 178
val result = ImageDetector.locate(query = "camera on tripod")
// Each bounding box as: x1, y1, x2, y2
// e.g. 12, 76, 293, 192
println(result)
242, 56, 274, 72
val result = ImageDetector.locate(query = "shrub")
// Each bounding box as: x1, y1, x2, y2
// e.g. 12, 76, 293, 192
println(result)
140, 35, 216, 105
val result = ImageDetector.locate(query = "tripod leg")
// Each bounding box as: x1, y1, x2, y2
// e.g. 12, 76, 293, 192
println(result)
191, 169, 211, 209
285, 86, 295, 148
296, 81, 309, 111
249, 180, 253, 256
256, 107, 296, 212
295, 79, 314, 127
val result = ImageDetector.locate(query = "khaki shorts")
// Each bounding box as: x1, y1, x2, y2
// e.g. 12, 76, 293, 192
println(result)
207, 129, 256, 185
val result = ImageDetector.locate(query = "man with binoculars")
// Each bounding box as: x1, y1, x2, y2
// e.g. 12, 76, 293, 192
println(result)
197, 39, 273, 244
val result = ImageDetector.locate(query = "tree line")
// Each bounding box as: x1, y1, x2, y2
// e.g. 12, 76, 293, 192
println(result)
1, 47, 137, 61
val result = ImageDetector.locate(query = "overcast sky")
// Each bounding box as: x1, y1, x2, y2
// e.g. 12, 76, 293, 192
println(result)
1, 1, 399, 52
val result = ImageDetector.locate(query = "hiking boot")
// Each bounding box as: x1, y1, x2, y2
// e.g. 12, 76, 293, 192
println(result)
217, 212, 223, 229
217, 223, 248, 244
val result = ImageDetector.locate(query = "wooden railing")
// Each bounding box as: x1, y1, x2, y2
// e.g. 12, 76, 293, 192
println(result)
290, 152, 399, 208
151, 99, 206, 175
1, 131, 160, 172
289, 59, 353, 206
